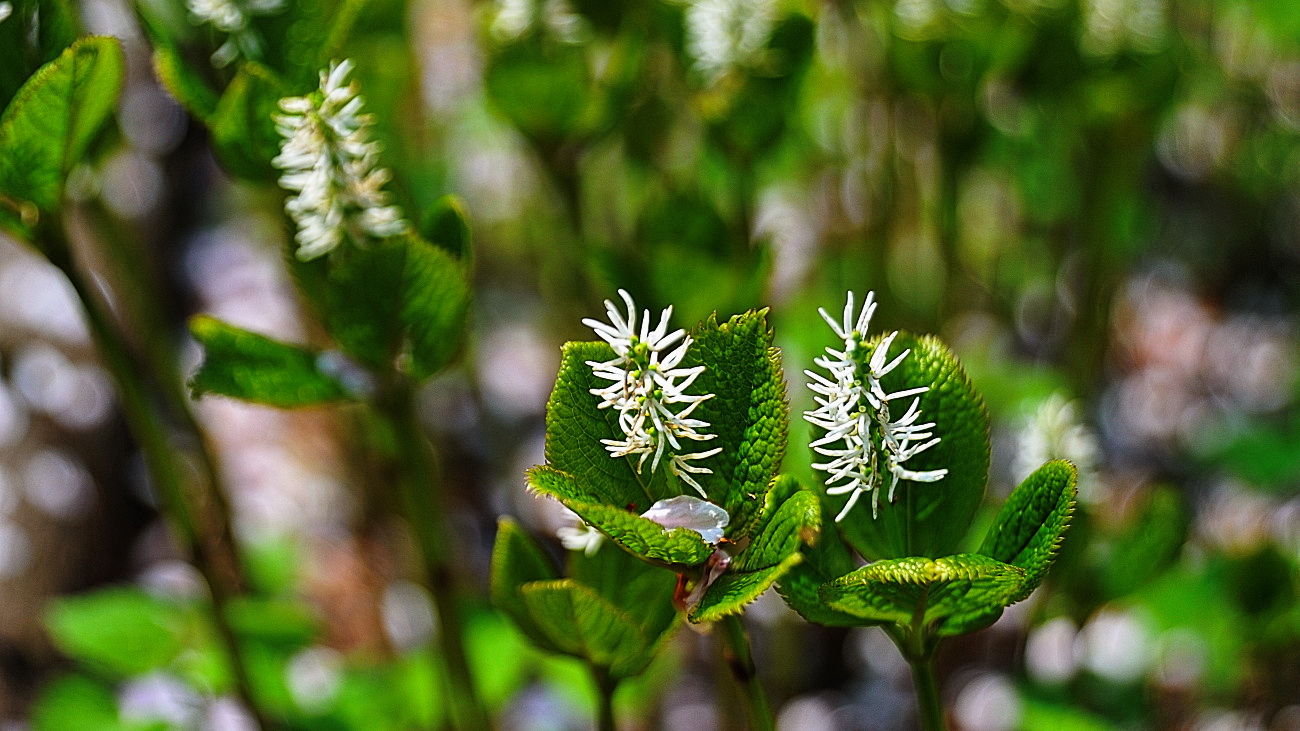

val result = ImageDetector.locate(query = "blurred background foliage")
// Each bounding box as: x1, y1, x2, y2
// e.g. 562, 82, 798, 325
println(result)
0, 0, 1298, 728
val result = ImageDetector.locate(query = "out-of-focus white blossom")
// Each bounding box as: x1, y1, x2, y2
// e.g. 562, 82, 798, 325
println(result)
684, 0, 778, 81
805, 292, 947, 521
584, 290, 721, 496
491, 0, 586, 43
1013, 393, 1100, 491
273, 60, 407, 261
187, 0, 285, 66
0, 3, 13, 24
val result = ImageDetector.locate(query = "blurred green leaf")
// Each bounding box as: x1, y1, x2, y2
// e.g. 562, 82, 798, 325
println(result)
291, 238, 405, 371
224, 596, 319, 647
152, 45, 220, 121
519, 580, 655, 679
189, 315, 354, 407
400, 233, 471, 379
1100, 486, 1186, 600
46, 588, 199, 679
683, 309, 789, 538
0, 36, 123, 236
979, 460, 1077, 603
210, 61, 287, 182
568, 538, 679, 647
832, 333, 990, 561
419, 194, 472, 260
491, 517, 561, 649
820, 554, 1024, 631
30, 674, 134, 731
485, 40, 592, 145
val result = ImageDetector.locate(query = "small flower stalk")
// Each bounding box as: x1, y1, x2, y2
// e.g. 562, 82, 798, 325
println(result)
583, 290, 721, 496
805, 292, 948, 522
187, 0, 284, 66
273, 60, 408, 261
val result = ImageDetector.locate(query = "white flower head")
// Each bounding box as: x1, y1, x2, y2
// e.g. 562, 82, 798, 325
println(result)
0, 3, 13, 24
685, 0, 778, 82
187, 0, 285, 66
273, 60, 408, 261
804, 292, 948, 522
583, 290, 721, 497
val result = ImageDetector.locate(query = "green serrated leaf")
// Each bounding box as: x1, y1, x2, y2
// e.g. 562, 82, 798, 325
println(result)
152, 45, 220, 121
0, 36, 123, 229
529, 467, 713, 567
419, 194, 472, 260
519, 580, 652, 679
830, 332, 990, 561
689, 553, 802, 623
210, 61, 287, 182
490, 518, 562, 651
979, 460, 1077, 603
776, 492, 871, 627
189, 315, 353, 407
542, 342, 658, 512
290, 238, 406, 371
820, 554, 1024, 632
683, 309, 789, 538
732, 477, 819, 573
401, 233, 470, 379
45, 588, 198, 679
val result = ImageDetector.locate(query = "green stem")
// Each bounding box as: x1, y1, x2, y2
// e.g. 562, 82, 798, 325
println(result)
718, 615, 774, 731
374, 381, 491, 731
591, 666, 618, 731
909, 656, 945, 731
39, 224, 269, 729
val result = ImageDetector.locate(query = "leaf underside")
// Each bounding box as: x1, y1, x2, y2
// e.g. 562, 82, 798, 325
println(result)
819, 554, 1024, 634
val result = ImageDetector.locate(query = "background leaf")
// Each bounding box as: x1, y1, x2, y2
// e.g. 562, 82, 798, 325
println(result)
45, 588, 205, 680
832, 332, 990, 561
978, 459, 1077, 603
209, 61, 287, 183
519, 580, 654, 679
0, 36, 123, 228
490, 518, 562, 650
400, 233, 471, 379
189, 315, 354, 407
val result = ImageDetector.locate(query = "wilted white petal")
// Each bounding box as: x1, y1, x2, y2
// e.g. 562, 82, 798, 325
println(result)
640, 496, 729, 544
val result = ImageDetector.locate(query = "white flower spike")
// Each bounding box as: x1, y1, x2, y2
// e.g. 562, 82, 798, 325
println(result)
583, 290, 721, 496
804, 292, 948, 522
273, 60, 408, 261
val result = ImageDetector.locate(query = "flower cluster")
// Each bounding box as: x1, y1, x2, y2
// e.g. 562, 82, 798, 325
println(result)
805, 292, 948, 522
187, 0, 284, 66
584, 290, 721, 496
272, 60, 407, 261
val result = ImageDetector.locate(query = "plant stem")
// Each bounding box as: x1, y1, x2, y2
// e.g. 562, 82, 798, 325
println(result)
39, 224, 269, 728
591, 666, 618, 731
909, 656, 945, 731
374, 380, 491, 731
718, 615, 774, 731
